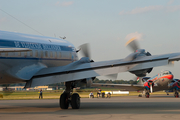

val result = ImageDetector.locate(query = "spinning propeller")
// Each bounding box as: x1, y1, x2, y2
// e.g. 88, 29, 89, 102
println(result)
125, 37, 140, 52
79, 43, 91, 60
78, 43, 117, 80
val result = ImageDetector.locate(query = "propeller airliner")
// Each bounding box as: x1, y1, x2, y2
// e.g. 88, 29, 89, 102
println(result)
92, 70, 180, 98
0, 30, 180, 109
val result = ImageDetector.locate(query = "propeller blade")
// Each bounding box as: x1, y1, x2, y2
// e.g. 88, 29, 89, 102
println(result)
125, 37, 139, 52
150, 84, 153, 93
79, 43, 91, 59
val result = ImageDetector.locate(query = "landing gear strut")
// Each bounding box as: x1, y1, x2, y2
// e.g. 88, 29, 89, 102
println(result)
60, 82, 80, 109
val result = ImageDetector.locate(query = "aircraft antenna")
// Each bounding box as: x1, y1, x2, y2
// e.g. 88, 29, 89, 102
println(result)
0, 8, 44, 36
59, 36, 66, 39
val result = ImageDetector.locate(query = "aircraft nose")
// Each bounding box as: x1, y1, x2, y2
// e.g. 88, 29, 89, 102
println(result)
167, 75, 174, 80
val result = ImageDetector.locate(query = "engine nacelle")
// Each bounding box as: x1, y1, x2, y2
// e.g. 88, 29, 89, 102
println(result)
127, 49, 153, 77
130, 68, 153, 77
78, 77, 95, 88
144, 80, 154, 89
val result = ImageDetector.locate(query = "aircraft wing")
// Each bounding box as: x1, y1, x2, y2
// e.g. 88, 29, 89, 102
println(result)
25, 52, 180, 87
0, 48, 31, 52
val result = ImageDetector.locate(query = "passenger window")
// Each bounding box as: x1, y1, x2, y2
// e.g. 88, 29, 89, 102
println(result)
8, 52, 14, 57
45, 51, 48, 58
24, 52, 27, 57
69, 52, 72, 59
40, 51, 43, 58
18, 52, 21, 56
62, 52, 70, 59
54, 52, 57, 58
35, 50, 38, 57
50, 51, 53, 58
5, 52, 8, 57
29, 51, 33, 57
58, 52, 61, 58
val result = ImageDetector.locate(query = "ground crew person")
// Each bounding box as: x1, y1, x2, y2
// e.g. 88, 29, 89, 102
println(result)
39, 89, 43, 99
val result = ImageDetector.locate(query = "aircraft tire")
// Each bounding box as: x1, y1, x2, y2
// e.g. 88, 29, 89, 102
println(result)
138, 94, 142, 97
145, 92, 149, 98
71, 93, 80, 109
60, 93, 69, 109
174, 92, 179, 98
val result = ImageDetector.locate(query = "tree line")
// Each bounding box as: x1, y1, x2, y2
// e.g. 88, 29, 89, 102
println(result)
1, 78, 137, 87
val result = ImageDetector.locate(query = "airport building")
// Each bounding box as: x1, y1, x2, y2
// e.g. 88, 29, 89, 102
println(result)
0, 86, 54, 91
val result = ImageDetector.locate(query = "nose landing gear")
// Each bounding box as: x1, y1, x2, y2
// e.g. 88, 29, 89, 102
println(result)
145, 89, 150, 98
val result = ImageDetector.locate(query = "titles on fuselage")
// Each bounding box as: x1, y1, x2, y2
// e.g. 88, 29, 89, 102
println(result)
0, 39, 73, 51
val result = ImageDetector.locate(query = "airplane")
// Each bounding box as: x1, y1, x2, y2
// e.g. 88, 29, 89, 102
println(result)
92, 70, 180, 98
168, 78, 180, 97
0, 30, 180, 109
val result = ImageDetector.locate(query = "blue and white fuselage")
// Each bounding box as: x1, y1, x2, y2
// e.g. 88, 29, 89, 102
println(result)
0, 30, 78, 84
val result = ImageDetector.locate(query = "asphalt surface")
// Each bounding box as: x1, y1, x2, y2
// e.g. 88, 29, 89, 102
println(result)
0, 94, 180, 120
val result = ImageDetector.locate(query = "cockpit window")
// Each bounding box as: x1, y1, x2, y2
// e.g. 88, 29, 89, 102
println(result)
162, 71, 172, 75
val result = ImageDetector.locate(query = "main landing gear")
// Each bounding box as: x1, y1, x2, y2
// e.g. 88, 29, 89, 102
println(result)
145, 89, 150, 98
60, 82, 80, 109
174, 90, 179, 98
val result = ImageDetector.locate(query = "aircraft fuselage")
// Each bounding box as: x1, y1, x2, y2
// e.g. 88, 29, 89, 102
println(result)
0, 30, 78, 84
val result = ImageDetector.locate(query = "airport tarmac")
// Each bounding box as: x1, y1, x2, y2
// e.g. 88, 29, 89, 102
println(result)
0, 94, 180, 120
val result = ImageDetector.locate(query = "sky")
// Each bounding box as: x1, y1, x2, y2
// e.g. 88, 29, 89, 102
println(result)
0, 0, 180, 80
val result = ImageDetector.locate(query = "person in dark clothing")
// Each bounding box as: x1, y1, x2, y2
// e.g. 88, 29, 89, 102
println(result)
39, 89, 43, 99
97, 88, 101, 98
107, 92, 111, 98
